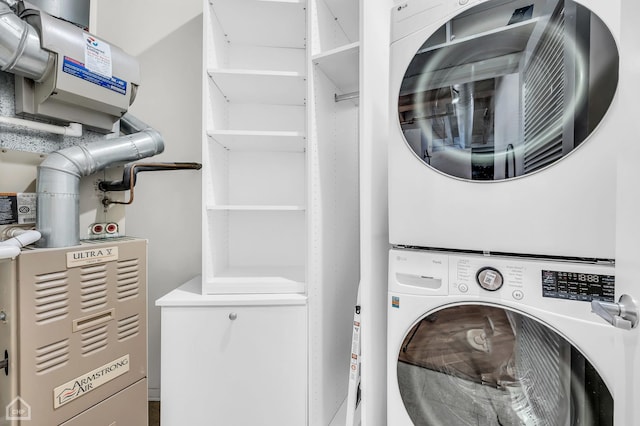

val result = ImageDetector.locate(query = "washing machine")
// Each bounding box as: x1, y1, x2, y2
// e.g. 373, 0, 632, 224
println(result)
387, 248, 640, 425
389, 0, 636, 259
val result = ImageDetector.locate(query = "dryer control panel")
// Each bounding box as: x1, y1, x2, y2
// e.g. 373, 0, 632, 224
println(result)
389, 248, 616, 305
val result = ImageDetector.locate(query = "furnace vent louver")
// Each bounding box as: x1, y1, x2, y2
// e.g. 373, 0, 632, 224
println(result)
117, 314, 140, 342
81, 324, 108, 356
80, 264, 108, 311
34, 270, 70, 324
35, 338, 70, 374
117, 259, 140, 301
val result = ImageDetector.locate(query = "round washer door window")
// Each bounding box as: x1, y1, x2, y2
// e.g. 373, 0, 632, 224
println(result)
398, 0, 618, 181
397, 305, 613, 425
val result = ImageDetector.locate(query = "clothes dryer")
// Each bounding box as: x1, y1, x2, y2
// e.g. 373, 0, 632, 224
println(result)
389, 0, 633, 259
387, 248, 640, 425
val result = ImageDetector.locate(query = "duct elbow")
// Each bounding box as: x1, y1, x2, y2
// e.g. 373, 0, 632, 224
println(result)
36, 116, 165, 248
0, 2, 53, 81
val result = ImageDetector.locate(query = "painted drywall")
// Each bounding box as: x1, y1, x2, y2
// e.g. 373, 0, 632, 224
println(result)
361, 1, 392, 425
91, 0, 202, 57
94, 3, 203, 400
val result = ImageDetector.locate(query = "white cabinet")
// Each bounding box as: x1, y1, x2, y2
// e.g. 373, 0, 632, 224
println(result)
157, 278, 307, 425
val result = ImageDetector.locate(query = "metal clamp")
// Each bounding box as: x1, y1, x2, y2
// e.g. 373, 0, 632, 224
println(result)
591, 294, 639, 330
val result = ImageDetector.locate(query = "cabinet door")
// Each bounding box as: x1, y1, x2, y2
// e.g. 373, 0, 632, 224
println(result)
161, 304, 307, 426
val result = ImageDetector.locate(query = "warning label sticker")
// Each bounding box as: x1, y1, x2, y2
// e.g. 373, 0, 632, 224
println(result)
0, 193, 36, 225
83, 33, 112, 77
62, 56, 127, 95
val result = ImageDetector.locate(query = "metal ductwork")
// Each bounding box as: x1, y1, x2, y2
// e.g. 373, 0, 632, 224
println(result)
0, 2, 166, 248
36, 114, 165, 248
1, 0, 140, 131
0, 1, 52, 80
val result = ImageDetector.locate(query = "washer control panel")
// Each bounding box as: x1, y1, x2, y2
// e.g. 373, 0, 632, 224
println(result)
542, 270, 615, 302
389, 249, 615, 306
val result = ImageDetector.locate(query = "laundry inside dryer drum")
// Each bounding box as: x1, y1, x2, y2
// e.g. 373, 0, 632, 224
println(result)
397, 305, 613, 425
397, 0, 618, 181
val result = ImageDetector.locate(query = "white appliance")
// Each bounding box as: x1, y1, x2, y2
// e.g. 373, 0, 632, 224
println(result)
387, 248, 640, 425
388, 0, 632, 259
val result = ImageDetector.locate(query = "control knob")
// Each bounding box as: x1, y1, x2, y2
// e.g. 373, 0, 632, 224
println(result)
476, 267, 503, 291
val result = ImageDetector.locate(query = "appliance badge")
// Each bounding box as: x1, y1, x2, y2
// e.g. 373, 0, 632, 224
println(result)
66, 246, 119, 268
392, 296, 400, 308
53, 354, 130, 409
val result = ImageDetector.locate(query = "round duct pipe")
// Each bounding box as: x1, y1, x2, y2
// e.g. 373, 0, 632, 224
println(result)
25, 0, 90, 29
36, 120, 165, 248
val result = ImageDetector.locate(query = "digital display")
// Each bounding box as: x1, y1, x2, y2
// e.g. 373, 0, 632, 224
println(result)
542, 270, 615, 302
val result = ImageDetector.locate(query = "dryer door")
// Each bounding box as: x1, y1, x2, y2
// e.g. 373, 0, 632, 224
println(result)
396, 304, 612, 425
397, 0, 618, 181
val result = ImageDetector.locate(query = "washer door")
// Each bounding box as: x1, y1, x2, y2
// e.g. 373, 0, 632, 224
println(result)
397, 305, 612, 425
398, 0, 618, 181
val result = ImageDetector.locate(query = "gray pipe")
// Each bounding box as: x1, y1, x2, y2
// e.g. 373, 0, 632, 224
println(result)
0, 2, 53, 81
36, 120, 165, 247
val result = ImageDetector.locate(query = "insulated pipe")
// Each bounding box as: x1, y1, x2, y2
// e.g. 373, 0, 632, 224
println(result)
0, 245, 20, 260
0, 2, 53, 81
36, 121, 165, 247
0, 116, 82, 136
0, 229, 41, 247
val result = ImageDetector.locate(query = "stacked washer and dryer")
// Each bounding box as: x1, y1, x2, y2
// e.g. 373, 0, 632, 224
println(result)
387, 0, 640, 425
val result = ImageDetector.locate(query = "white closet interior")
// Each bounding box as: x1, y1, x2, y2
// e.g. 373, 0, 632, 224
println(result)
196, 0, 361, 424
203, 0, 308, 294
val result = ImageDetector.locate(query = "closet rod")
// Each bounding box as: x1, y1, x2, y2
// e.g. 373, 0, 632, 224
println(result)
334, 91, 360, 102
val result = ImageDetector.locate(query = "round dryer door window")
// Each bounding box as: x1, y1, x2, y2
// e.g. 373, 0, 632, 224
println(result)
397, 305, 613, 425
397, 0, 618, 181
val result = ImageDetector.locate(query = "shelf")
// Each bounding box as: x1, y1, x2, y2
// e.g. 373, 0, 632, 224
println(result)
209, 0, 306, 48
208, 69, 306, 105
156, 276, 308, 306
312, 42, 359, 93
208, 130, 306, 152
207, 205, 306, 211
208, 266, 306, 294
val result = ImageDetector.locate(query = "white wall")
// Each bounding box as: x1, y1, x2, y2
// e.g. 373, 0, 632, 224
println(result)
361, 1, 392, 425
91, 0, 202, 57
94, 1, 203, 400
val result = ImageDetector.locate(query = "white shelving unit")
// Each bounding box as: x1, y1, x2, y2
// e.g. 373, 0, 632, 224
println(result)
203, 0, 308, 295
162, 0, 361, 424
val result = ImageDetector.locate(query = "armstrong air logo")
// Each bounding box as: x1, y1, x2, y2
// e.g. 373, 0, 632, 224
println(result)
53, 355, 130, 409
